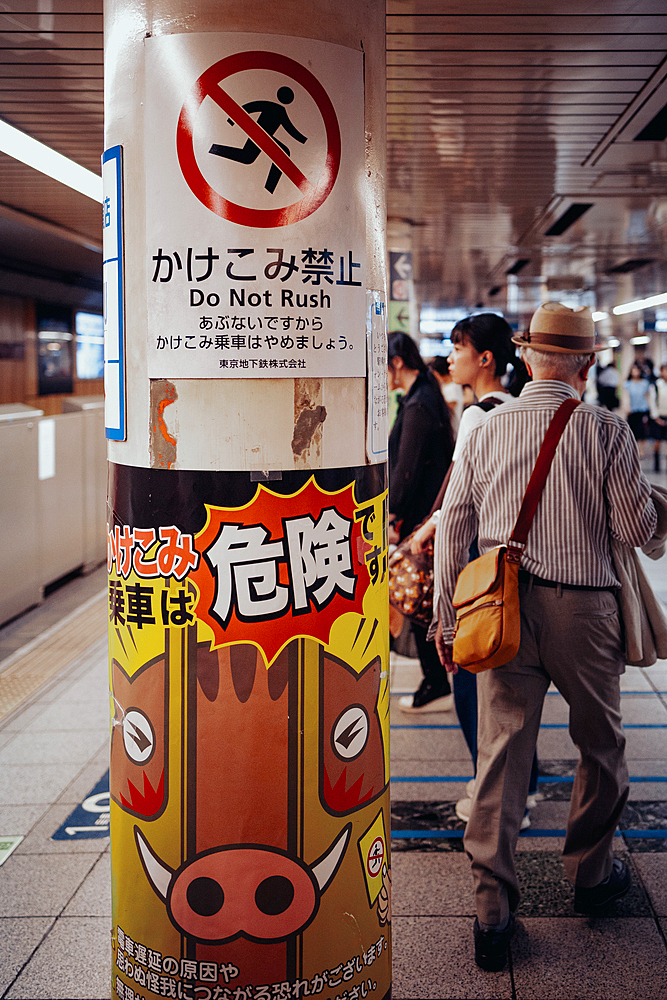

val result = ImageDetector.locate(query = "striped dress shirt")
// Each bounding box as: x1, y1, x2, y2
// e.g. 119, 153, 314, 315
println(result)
434, 380, 657, 643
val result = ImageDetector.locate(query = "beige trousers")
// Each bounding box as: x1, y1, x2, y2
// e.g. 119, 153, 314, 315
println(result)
463, 581, 628, 926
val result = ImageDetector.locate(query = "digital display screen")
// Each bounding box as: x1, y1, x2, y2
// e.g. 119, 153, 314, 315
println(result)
37, 304, 73, 396
75, 311, 104, 379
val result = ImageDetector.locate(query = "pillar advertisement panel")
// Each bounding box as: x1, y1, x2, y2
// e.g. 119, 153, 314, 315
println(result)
108, 464, 391, 1000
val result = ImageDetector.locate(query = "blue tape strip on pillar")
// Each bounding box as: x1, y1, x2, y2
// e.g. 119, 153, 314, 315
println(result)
103, 144, 125, 441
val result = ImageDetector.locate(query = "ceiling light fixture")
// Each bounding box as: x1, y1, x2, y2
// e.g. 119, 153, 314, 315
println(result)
634, 103, 667, 142
592, 311, 609, 321
506, 258, 530, 276
613, 292, 667, 315
605, 258, 654, 275
607, 338, 620, 348
630, 336, 651, 345
0, 119, 102, 203
544, 203, 593, 237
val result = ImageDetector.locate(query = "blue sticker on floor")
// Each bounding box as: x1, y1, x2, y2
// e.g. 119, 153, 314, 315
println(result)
51, 770, 110, 840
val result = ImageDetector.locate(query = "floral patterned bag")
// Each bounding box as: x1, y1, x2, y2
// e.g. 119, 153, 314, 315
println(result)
388, 529, 434, 628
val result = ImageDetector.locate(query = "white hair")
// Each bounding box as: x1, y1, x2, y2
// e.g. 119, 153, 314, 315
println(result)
520, 346, 593, 378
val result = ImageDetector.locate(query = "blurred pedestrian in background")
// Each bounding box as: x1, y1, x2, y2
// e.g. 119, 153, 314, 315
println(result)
651, 363, 667, 472
388, 331, 455, 711
623, 362, 652, 459
429, 355, 464, 436
597, 361, 620, 411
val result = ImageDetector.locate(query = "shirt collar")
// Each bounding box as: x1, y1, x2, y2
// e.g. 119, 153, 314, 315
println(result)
519, 379, 580, 401
479, 390, 511, 402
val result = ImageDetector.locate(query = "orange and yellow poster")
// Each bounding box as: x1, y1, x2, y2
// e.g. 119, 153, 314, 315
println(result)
107, 465, 391, 1000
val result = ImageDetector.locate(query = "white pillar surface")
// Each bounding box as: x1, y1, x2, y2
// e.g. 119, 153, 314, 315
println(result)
104, 0, 386, 472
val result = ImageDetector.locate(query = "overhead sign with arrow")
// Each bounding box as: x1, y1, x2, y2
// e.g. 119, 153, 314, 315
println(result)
392, 253, 412, 282
388, 250, 412, 333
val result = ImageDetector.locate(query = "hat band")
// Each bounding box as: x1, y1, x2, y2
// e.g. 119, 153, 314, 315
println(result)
526, 330, 593, 351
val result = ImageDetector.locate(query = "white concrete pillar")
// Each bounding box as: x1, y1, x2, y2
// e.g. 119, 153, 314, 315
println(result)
104, 3, 390, 998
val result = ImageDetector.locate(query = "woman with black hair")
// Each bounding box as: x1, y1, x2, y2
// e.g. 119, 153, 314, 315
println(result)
410, 313, 518, 556
388, 331, 455, 711
412, 313, 539, 824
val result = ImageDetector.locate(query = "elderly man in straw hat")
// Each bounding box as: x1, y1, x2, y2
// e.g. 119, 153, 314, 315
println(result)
433, 302, 657, 971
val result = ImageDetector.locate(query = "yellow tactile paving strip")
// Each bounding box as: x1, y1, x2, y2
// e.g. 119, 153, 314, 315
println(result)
0, 591, 107, 723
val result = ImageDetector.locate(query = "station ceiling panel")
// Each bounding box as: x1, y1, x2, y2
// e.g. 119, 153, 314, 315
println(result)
387, 2, 667, 324
1, 3, 667, 325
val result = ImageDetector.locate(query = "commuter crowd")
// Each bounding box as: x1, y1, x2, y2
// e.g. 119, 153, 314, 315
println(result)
387, 303, 665, 972
598, 358, 667, 471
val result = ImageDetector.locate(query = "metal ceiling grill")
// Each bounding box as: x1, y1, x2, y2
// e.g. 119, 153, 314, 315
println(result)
387, 3, 667, 314
0, 3, 667, 317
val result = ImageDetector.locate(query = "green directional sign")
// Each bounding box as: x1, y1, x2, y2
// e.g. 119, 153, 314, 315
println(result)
388, 301, 410, 331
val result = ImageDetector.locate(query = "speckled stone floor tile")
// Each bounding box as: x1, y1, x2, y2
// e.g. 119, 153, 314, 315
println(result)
511, 917, 667, 999
390, 725, 471, 764
0, 918, 55, 995
633, 853, 667, 915
62, 855, 111, 917
515, 850, 648, 919
392, 915, 512, 999
391, 851, 474, 916
4, 915, 110, 999
0, 853, 99, 917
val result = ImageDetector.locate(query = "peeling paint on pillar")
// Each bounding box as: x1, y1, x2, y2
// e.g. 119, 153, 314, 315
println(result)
292, 377, 326, 465
149, 379, 178, 468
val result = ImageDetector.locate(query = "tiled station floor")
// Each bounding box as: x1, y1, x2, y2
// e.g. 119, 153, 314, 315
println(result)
0, 565, 110, 1000
2, 503, 667, 998
389, 648, 667, 999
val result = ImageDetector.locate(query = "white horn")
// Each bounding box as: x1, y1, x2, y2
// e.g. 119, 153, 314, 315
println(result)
134, 826, 173, 901
311, 823, 351, 894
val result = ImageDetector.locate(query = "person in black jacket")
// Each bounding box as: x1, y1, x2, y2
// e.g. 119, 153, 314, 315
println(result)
388, 331, 455, 710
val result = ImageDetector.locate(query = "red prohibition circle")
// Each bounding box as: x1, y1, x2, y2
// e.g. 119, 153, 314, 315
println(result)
176, 50, 341, 228
366, 837, 384, 877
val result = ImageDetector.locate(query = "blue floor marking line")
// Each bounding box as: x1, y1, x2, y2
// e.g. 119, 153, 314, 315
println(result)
391, 723, 667, 730
623, 830, 667, 838
391, 829, 667, 840
391, 775, 667, 783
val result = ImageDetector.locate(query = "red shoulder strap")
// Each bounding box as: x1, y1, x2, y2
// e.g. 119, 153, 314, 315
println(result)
506, 397, 581, 563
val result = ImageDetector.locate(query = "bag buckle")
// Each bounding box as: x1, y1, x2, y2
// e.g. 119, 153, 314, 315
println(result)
506, 540, 525, 564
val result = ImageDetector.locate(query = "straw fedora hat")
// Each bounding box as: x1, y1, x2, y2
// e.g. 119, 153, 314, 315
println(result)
512, 302, 606, 354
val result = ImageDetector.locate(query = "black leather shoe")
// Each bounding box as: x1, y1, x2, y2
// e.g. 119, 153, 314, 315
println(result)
573, 859, 631, 914
473, 914, 515, 971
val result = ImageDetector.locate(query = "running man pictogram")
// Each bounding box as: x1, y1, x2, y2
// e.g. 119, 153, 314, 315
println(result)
209, 86, 307, 194
176, 51, 341, 227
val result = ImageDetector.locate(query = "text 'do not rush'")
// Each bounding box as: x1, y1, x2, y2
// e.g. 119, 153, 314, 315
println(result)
177, 51, 341, 228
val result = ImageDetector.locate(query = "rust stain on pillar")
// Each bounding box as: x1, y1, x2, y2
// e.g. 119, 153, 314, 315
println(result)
149, 379, 178, 468
291, 377, 326, 466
